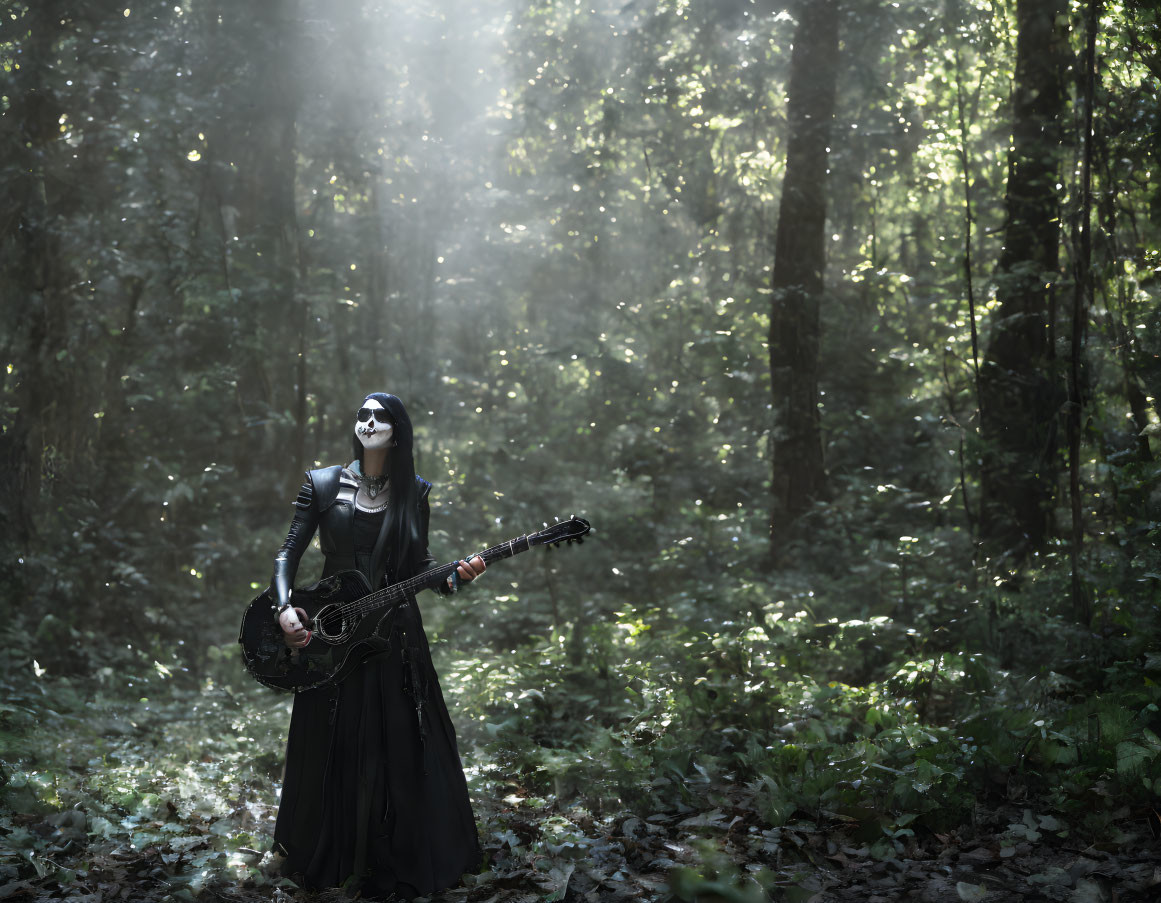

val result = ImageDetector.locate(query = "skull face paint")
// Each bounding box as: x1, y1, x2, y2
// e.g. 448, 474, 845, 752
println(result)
355, 398, 395, 451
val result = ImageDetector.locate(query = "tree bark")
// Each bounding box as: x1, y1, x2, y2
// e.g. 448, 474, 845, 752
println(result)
768, 0, 838, 553
977, 0, 1069, 560
200, 0, 304, 484
0, 1, 70, 544
1067, 0, 1099, 623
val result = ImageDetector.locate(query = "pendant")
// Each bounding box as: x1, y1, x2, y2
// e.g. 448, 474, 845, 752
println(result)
362, 474, 387, 499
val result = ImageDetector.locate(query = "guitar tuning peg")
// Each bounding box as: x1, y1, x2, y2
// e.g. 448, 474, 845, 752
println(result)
576, 537, 584, 544
543, 522, 548, 529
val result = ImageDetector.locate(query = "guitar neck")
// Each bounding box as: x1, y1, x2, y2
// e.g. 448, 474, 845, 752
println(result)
362, 533, 535, 611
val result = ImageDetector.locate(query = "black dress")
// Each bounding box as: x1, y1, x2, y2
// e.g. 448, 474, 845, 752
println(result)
272, 475, 480, 899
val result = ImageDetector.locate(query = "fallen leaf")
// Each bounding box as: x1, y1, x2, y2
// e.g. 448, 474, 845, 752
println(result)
1070, 878, 1110, 902
956, 881, 987, 902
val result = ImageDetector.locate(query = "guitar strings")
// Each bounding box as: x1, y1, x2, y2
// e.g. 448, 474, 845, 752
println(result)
325, 536, 528, 624
321, 523, 580, 625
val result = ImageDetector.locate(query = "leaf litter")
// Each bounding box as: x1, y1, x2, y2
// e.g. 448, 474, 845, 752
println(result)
3, 670, 1161, 903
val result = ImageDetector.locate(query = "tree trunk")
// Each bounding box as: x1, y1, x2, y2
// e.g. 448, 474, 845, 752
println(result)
201, 0, 304, 484
1066, 0, 1098, 623
0, 1, 70, 544
768, 0, 838, 553
977, 0, 1068, 560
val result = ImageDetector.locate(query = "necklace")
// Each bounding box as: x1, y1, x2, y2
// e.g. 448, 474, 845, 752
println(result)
360, 472, 388, 500
355, 496, 389, 513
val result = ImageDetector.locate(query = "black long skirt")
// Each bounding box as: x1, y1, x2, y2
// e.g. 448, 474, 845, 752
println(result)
273, 601, 480, 898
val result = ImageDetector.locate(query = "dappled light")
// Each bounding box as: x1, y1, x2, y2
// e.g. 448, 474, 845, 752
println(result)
3, 0, 1161, 901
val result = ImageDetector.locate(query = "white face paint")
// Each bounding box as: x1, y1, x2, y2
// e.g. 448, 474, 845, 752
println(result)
355, 398, 395, 451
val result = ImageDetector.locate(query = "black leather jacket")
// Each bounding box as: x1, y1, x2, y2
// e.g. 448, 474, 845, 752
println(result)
271, 465, 439, 610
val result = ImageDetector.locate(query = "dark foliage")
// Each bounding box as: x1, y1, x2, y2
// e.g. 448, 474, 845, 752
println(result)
2, 0, 1160, 900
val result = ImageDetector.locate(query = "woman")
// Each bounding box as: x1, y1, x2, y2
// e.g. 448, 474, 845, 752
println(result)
270, 392, 485, 899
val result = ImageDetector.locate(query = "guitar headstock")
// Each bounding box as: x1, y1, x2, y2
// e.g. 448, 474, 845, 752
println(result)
529, 515, 592, 548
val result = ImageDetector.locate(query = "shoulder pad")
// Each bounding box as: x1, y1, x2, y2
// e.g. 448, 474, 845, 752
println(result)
415, 475, 432, 500
307, 465, 345, 511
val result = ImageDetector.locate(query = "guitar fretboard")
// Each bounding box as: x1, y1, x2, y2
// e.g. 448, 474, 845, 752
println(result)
342, 533, 534, 620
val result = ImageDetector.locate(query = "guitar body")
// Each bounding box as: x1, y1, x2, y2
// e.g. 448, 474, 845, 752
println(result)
238, 516, 592, 693
238, 569, 404, 693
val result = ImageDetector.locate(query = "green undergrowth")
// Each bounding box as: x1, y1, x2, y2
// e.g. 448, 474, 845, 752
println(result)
442, 602, 1161, 858
3, 576, 1161, 897
0, 648, 291, 896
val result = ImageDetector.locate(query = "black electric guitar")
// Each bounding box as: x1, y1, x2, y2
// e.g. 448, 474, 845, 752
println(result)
238, 516, 591, 692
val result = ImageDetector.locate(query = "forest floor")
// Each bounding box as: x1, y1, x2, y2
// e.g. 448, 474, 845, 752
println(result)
2, 670, 1160, 903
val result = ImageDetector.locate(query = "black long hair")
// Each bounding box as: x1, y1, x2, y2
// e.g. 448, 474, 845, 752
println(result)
351, 392, 423, 580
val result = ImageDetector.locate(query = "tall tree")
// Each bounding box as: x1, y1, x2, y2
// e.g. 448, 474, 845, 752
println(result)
0, 1, 70, 544
198, 0, 305, 485
1066, 0, 1099, 621
768, 0, 838, 551
977, 0, 1069, 559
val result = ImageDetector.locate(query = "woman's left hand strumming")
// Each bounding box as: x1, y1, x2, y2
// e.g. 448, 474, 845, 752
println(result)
449, 554, 486, 590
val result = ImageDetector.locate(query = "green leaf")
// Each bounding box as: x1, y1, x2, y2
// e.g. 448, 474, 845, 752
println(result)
1116, 741, 1151, 776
